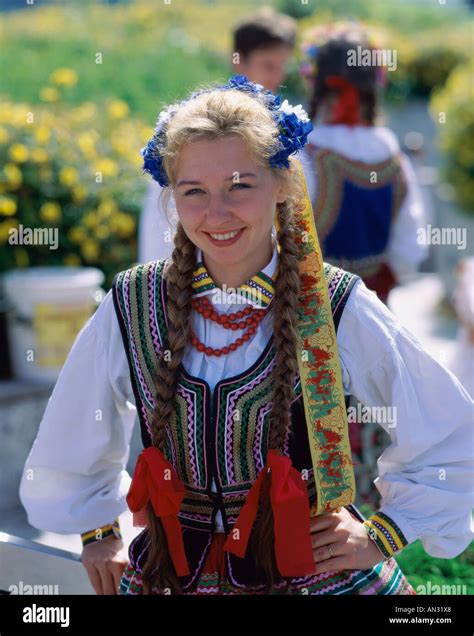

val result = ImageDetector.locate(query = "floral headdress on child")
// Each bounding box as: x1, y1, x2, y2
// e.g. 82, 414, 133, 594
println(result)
299, 20, 389, 89
128, 77, 356, 578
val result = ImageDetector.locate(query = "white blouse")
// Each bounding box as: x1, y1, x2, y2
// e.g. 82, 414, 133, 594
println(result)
19, 242, 473, 559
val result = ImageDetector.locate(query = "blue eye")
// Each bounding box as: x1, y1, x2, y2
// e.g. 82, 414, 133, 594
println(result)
231, 183, 251, 190
184, 188, 204, 196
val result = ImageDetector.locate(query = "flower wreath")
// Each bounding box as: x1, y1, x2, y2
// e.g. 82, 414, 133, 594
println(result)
141, 75, 313, 187
299, 20, 388, 88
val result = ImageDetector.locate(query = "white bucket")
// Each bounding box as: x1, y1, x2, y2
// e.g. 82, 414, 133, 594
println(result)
2, 267, 105, 383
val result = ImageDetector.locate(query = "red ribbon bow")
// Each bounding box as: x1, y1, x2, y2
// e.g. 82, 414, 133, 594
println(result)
126, 447, 190, 577
325, 75, 361, 126
223, 450, 315, 577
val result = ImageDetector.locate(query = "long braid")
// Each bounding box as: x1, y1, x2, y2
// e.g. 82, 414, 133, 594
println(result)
141, 222, 196, 595
250, 199, 302, 590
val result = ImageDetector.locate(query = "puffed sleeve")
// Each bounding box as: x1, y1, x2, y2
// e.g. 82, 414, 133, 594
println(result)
385, 153, 430, 284
337, 279, 474, 559
19, 289, 137, 534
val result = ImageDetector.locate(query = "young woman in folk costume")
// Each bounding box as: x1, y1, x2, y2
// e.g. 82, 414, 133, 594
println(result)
20, 77, 472, 596
298, 23, 429, 305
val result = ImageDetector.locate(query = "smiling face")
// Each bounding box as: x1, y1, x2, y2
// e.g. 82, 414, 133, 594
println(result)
174, 135, 286, 288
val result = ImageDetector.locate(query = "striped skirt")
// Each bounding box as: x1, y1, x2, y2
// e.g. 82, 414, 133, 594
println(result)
118, 532, 415, 595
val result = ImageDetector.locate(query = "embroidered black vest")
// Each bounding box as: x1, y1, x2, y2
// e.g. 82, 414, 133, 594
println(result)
112, 260, 359, 590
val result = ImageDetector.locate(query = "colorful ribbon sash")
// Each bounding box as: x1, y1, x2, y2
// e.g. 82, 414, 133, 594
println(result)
274, 160, 355, 515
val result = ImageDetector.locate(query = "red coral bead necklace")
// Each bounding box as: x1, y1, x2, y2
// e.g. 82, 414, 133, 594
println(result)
191, 296, 267, 357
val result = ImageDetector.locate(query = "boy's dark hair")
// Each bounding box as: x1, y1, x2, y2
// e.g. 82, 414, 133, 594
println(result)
233, 7, 297, 58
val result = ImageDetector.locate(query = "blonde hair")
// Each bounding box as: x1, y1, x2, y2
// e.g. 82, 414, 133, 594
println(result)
142, 87, 305, 594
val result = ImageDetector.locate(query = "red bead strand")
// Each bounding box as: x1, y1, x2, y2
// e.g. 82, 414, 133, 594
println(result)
190, 297, 267, 356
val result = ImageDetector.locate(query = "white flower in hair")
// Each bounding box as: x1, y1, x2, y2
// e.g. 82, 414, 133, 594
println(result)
279, 99, 310, 122
154, 106, 176, 133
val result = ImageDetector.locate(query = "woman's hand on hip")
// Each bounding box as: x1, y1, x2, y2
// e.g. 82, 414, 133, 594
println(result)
310, 507, 386, 574
81, 536, 129, 594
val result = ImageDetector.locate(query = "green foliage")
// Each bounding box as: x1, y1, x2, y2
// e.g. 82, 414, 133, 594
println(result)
430, 63, 474, 217
396, 540, 474, 595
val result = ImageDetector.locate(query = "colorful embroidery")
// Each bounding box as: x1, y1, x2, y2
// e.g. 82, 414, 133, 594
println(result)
363, 511, 409, 559
286, 160, 357, 514
192, 263, 275, 308
81, 518, 121, 546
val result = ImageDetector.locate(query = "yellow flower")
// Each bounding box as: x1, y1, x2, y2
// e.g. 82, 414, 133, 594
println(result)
72, 186, 87, 202
63, 254, 81, 266
107, 100, 130, 120
98, 199, 117, 217
0, 126, 9, 144
34, 126, 51, 144
83, 211, 98, 229
31, 147, 49, 164
39, 202, 61, 223
74, 103, 97, 121
50, 68, 78, 87
0, 196, 17, 216
4, 164, 22, 187
77, 132, 97, 159
9, 143, 29, 163
95, 225, 110, 240
59, 166, 79, 186
80, 239, 100, 261
111, 138, 130, 156
111, 212, 136, 238
40, 87, 60, 103
68, 226, 87, 243
94, 158, 119, 178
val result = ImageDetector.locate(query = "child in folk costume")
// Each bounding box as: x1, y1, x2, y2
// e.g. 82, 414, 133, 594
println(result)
298, 23, 428, 305
20, 77, 472, 596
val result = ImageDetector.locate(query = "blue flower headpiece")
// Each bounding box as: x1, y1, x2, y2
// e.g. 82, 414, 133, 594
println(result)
141, 75, 313, 187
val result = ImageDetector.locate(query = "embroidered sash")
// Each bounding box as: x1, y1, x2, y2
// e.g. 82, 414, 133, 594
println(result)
278, 160, 356, 515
